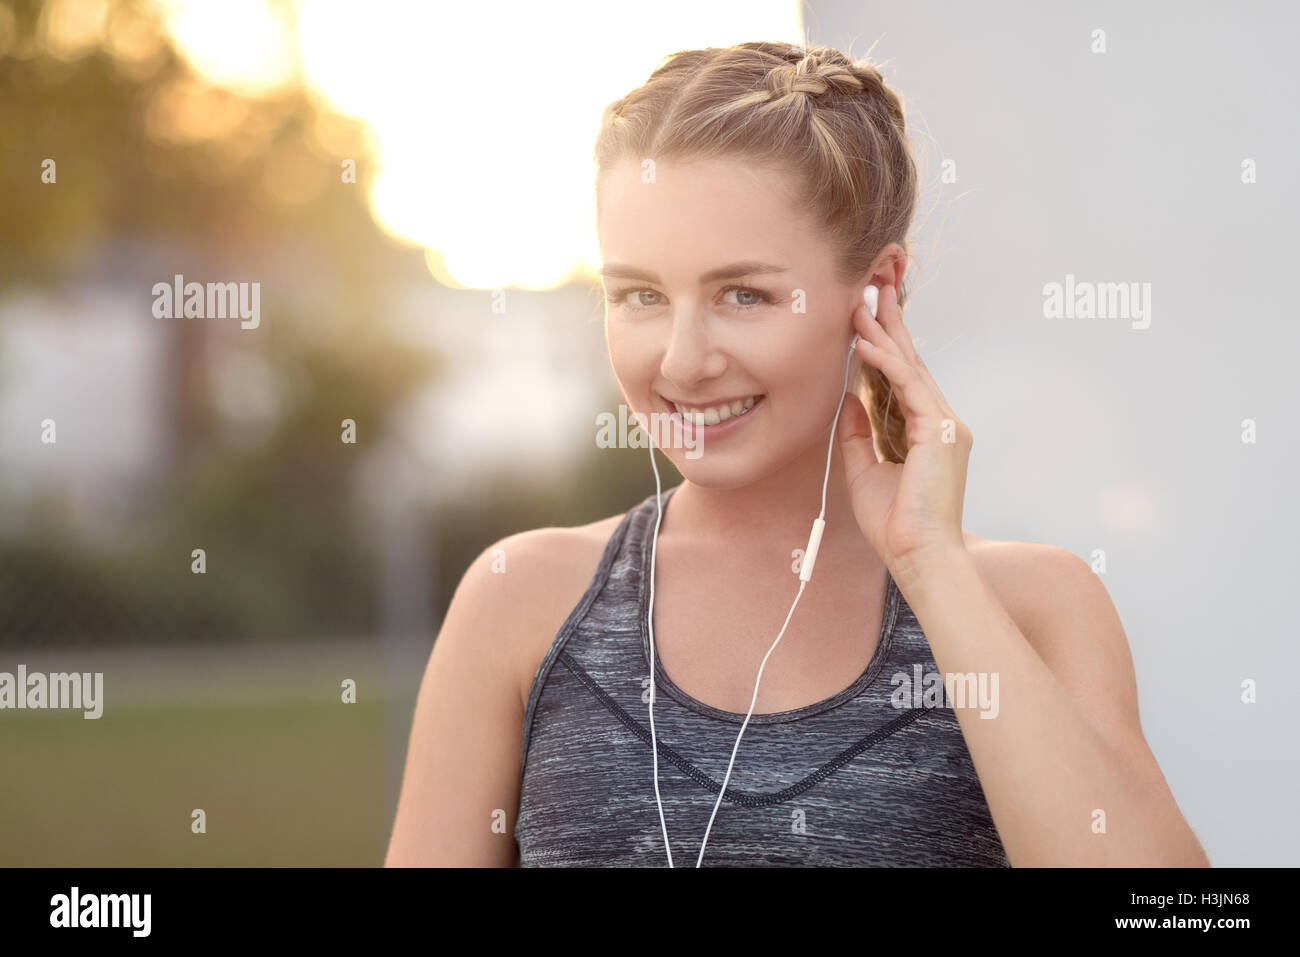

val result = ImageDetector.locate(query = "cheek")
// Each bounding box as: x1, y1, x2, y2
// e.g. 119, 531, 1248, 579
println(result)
606, 324, 656, 398
768, 347, 844, 421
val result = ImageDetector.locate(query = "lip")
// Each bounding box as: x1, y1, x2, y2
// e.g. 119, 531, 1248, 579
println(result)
658, 393, 765, 440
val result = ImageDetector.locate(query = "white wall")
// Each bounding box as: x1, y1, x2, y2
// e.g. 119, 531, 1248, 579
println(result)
808, 0, 1300, 866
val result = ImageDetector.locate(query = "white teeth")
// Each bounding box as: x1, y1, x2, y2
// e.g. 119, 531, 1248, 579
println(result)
670, 395, 761, 425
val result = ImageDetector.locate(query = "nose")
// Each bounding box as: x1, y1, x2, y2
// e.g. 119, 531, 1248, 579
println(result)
660, 308, 726, 391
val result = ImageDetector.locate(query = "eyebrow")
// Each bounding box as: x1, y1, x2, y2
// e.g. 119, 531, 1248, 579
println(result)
597, 260, 788, 284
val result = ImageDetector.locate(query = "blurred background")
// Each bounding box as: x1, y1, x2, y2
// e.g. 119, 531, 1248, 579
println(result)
1, 0, 1296, 866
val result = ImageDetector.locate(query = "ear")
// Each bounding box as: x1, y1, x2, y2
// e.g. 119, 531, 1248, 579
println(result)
859, 242, 908, 297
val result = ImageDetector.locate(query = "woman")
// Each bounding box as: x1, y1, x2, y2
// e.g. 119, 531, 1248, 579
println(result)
385, 40, 1208, 867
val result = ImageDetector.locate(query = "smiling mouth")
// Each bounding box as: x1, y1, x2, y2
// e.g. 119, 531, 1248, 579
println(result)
659, 393, 766, 426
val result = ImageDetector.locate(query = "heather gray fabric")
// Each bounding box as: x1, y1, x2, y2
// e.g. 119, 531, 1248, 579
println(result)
515, 484, 1010, 867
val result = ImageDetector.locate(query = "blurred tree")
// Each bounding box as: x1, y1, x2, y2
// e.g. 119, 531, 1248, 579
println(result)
0, 0, 443, 643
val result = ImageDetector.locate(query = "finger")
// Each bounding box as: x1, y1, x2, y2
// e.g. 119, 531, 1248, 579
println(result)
836, 390, 878, 480
855, 298, 923, 421
854, 336, 946, 425
853, 294, 905, 364
876, 284, 921, 365
875, 285, 958, 420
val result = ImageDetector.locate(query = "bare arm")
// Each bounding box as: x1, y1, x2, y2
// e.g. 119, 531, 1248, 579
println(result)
895, 541, 1209, 867
384, 540, 527, 867
384, 522, 617, 866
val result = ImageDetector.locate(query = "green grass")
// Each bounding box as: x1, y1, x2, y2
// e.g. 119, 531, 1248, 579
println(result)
0, 698, 390, 866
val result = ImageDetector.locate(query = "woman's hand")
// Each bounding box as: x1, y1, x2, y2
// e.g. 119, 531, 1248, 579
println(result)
836, 283, 973, 580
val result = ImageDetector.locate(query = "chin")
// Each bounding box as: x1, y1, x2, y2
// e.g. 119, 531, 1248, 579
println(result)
666, 458, 760, 490
659, 419, 828, 491
659, 434, 793, 489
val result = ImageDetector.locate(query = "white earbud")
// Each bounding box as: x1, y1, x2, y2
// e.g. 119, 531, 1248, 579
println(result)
642, 330, 863, 866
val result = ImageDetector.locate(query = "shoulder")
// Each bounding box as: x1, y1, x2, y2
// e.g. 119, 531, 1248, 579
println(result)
959, 531, 1101, 643
455, 509, 630, 712
960, 531, 1117, 654
960, 531, 1144, 746
387, 508, 629, 866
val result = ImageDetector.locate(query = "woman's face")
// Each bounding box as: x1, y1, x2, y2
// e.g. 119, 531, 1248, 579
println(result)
598, 156, 864, 488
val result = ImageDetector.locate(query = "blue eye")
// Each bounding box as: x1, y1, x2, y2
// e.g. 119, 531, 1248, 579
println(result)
604, 288, 665, 310
721, 285, 774, 309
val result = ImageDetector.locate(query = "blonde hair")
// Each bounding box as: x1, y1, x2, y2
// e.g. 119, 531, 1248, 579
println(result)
594, 40, 918, 463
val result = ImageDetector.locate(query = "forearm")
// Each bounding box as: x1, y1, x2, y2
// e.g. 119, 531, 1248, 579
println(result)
891, 546, 1207, 867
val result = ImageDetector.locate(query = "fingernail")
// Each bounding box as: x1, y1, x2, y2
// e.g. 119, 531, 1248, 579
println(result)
863, 285, 878, 319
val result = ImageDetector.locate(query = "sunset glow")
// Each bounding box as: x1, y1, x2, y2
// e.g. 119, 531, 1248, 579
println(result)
153, 0, 805, 289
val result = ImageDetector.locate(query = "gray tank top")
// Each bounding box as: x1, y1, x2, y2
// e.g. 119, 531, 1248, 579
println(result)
515, 484, 1009, 867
